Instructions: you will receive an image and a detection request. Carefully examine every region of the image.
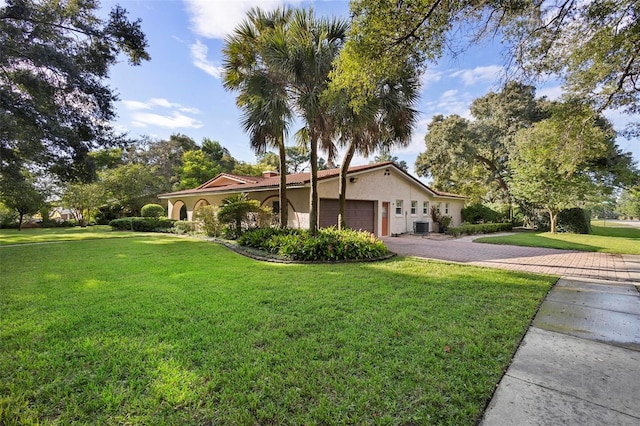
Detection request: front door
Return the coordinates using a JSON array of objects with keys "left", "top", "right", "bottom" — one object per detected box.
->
[{"left": 382, "top": 202, "right": 389, "bottom": 236}]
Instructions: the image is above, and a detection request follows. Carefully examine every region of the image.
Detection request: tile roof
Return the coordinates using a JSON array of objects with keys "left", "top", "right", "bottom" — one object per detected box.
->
[{"left": 158, "top": 162, "right": 467, "bottom": 199}]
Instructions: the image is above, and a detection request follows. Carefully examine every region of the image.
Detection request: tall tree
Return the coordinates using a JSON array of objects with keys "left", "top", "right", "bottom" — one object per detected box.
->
[
  {"left": 330, "top": 66, "right": 419, "bottom": 229},
  {"left": 266, "top": 9, "right": 348, "bottom": 234},
  {"left": 0, "top": 168, "right": 45, "bottom": 230},
  {"left": 131, "top": 134, "right": 198, "bottom": 189},
  {"left": 100, "top": 164, "right": 165, "bottom": 216},
  {"left": 415, "top": 82, "right": 548, "bottom": 203},
  {"left": 223, "top": 7, "right": 292, "bottom": 228},
  {"left": 285, "top": 146, "right": 310, "bottom": 173},
  {"left": 61, "top": 182, "right": 105, "bottom": 227},
  {"left": 0, "top": 0, "right": 149, "bottom": 182},
  {"left": 510, "top": 103, "right": 615, "bottom": 233}
]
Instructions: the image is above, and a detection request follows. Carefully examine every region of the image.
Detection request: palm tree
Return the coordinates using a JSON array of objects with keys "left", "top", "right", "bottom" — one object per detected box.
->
[
  {"left": 265, "top": 9, "right": 348, "bottom": 235},
  {"left": 332, "top": 66, "right": 420, "bottom": 229},
  {"left": 223, "top": 8, "right": 292, "bottom": 227}
]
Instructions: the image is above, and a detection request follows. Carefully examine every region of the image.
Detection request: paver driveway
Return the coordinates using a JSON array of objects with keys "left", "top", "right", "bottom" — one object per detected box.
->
[{"left": 382, "top": 235, "right": 637, "bottom": 281}]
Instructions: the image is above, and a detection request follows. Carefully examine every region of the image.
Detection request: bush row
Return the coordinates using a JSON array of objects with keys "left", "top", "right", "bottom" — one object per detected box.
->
[
  {"left": 238, "top": 227, "right": 389, "bottom": 261},
  {"left": 109, "top": 217, "right": 175, "bottom": 232},
  {"left": 446, "top": 222, "right": 513, "bottom": 237}
]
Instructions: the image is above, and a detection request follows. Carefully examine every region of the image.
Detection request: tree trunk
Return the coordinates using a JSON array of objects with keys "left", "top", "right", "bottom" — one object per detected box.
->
[
  {"left": 309, "top": 131, "right": 319, "bottom": 236},
  {"left": 548, "top": 208, "right": 558, "bottom": 234},
  {"left": 18, "top": 212, "right": 24, "bottom": 231},
  {"left": 338, "top": 143, "right": 356, "bottom": 230},
  {"left": 278, "top": 134, "right": 288, "bottom": 228}
]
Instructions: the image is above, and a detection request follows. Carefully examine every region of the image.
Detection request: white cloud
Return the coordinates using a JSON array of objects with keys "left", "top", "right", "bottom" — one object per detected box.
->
[
  {"left": 122, "top": 100, "right": 153, "bottom": 111},
  {"left": 536, "top": 85, "right": 563, "bottom": 101},
  {"left": 422, "top": 89, "right": 473, "bottom": 118},
  {"left": 120, "top": 98, "right": 203, "bottom": 130},
  {"left": 450, "top": 65, "right": 503, "bottom": 86},
  {"left": 123, "top": 98, "right": 201, "bottom": 114},
  {"left": 131, "top": 111, "right": 204, "bottom": 129},
  {"left": 421, "top": 69, "right": 443, "bottom": 88},
  {"left": 190, "top": 40, "right": 224, "bottom": 78},
  {"left": 184, "top": 0, "right": 303, "bottom": 39}
]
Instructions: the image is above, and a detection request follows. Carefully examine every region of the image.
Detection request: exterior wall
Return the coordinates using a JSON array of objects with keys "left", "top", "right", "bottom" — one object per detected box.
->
[
  {"left": 317, "top": 167, "right": 465, "bottom": 236},
  {"left": 166, "top": 188, "right": 311, "bottom": 228}
]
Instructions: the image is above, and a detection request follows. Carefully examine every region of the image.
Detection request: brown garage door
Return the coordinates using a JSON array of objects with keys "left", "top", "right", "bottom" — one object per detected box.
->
[{"left": 319, "top": 199, "right": 375, "bottom": 233}]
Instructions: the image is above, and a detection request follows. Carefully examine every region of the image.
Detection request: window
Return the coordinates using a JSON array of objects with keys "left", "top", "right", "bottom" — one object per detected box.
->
[
  {"left": 410, "top": 200, "right": 417, "bottom": 215},
  {"left": 445, "top": 203, "right": 450, "bottom": 214},
  {"left": 437, "top": 202, "right": 441, "bottom": 213},
  {"left": 395, "top": 200, "right": 403, "bottom": 215},
  {"left": 423, "top": 201, "right": 429, "bottom": 216},
  {"left": 272, "top": 201, "right": 280, "bottom": 214}
]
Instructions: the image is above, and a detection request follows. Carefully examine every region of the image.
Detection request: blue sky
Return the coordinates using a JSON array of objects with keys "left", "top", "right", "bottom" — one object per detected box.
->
[{"left": 101, "top": 0, "right": 639, "bottom": 172}]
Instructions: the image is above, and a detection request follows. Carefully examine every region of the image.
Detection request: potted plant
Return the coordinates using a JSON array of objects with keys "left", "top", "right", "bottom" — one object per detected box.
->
[{"left": 430, "top": 206, "right": 441, "bottom": 233}]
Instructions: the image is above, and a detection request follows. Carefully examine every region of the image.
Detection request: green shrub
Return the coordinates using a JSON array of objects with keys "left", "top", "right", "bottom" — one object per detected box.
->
[
  {"left": 238, "top": 227, "right": 389, "bottom": 261},
  {"left": 172, "top": 220, "right": 198, "bottom": 235},
  {"left": 557, "top": 208, "right": 591, "bottom": 234},
  {"left": 141, "top": 204, "right": 165, "bottom": 218},
  {"left": 461, "top": 203, "right": 502, "bottom": 224},
  {"left": 193, "top": 205, "right": 221, "bottom": 237},
  {"left": 109, "top": 217, "right": 175, "bottom": 232},
  {"left": 218, "top": 193, "right": 271, "bottom": 239},
  {"left": 447, "top": 222, "right": 513, "bottom": 237}
]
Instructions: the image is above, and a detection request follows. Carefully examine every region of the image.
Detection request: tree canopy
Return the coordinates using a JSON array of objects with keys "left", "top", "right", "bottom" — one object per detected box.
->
[
  {"left": 333, "top": 0, "right": 640, "bottom": 129},
  {"left": 509, "top": 103, "right": 620, "bottom": 232},
  {"left": 0, "top": 0, "right": 150, "bottom": 182},
  {"left": 415, "top": 82, "right": 549, "bottom": 202}
]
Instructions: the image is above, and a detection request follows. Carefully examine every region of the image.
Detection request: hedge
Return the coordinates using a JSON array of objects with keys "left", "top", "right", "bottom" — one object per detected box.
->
[
  {"left": 446, "top": 222, "right": 513, "bottom": 237},
  {"left": 109, "top": 217, "right": 175, "bottom": 232}
]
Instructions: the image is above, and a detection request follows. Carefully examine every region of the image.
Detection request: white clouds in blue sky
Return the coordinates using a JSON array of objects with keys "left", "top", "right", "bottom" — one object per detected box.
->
[
  {"left": 190, "top": 40, "right": 224, "bottom": 78},
  {"left": 184, "top": 0, "right": 303, "bottom": 39},
  {"left": 121, "top": 98, "right": 203, "bottom": 129}
]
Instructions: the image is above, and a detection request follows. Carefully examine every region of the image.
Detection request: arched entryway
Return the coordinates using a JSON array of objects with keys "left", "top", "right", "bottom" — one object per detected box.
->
[
  {"left": 171, "top": 200, "right": 187, "bottom": 220},
  {"left": 194, "top": 199, "right": 210, "bottom": 212}
]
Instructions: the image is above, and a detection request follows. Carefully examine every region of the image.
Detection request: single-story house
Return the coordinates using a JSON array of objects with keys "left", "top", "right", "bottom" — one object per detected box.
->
[{"left": 158, "top": 162, "right": 467, "bottom": 236}]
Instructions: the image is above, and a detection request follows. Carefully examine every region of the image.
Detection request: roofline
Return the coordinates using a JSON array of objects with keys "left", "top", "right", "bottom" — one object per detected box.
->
[{"left": 158, "top": 162, "right": 467, "bottom": 200}]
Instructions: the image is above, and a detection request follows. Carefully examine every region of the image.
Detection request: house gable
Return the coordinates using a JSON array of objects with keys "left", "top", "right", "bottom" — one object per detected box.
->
[{"left": 197, "top": 173, "right": 263, "bottom": 189}]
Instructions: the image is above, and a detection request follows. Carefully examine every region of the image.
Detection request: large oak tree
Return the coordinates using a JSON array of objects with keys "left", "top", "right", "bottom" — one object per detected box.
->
[{"left": 1, "top": 0, "right": 149, "bottom": 182}]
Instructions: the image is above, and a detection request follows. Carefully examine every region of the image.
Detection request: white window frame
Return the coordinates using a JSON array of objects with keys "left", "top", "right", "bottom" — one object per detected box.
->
[
  {"left": 423, "top": 201, "right": 429, "bottom": 216},
  {"left": 395, "top": 200, "right": 403, "bottom": 216},
  {"left": 445, "top": 203, "right": 450, "bottom": 215},
  {"left": 437, "top": 202, "right": 441, "bottom": 214},
  {"left": 410, "top": 200, "right": 417, "bottom": 216}
]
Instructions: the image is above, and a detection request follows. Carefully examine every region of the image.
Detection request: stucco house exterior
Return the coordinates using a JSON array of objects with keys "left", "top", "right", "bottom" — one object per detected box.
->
[{"left": 158, "top": 162, "right": 466, "bottom": 236}]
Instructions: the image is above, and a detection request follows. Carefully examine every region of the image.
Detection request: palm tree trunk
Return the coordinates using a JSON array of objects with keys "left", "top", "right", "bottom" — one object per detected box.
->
[
  {"left": 278, "top": 134, "right": 288, "bottom": 228},
  {"left": 309, "top": 131, "right": 319, "bottom": 235},
  {"left": 338, "top": 142, "right": 356, "bottom": 230}
]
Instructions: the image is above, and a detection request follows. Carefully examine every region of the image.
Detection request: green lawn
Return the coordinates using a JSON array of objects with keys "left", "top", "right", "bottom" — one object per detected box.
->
[
  {"left": 475, "top": 223, "right": 640, "bottom": 255},
  {"left": 0, "top": 229, "right": 555, "bottom": 425},
  {"left": 0, "top": 225, "right": 142, "bottom": 246}
]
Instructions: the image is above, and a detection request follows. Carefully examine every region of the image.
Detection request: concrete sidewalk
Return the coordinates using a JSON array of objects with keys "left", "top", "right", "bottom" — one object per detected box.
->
[{"left": 481, "top": 277, "right": 640, "bottom": 425}]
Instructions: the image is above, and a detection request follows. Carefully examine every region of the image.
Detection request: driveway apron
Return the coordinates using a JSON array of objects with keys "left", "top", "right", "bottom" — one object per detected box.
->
[{"left": 382, "top": 235, "right": 640, "bottom": 425}]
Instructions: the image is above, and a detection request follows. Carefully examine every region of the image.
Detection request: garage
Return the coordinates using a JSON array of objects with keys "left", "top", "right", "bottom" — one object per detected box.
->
[{"left": 319, "top": 199, "right": 375, "bottom": 234}]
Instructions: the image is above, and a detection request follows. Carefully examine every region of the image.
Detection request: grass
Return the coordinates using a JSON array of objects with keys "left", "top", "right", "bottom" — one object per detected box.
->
[
  {"left": 0, "top": 225, "right": 142, "bottom": 246},
  {"left": 475, "top": 223, "right": 640, "bottom": 255},
  {"left": 0, "top": 228, "right": 555, "bottom": 425}
]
